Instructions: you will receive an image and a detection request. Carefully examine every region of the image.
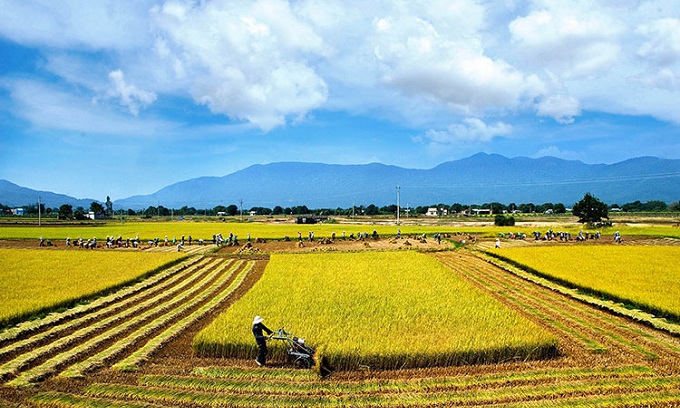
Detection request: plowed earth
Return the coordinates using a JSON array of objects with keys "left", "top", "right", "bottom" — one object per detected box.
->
[{"left": 0, "top": 237, "right": 679, "bottom": 407}]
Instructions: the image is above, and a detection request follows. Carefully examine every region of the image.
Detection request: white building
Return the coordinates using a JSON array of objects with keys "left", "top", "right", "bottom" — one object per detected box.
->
[{"left": 425, "top": 207, "right": 448, "bottom": 217}]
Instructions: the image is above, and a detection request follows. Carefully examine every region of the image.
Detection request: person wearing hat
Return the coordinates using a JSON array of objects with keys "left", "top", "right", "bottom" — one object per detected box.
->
[{"left": 252, "top": 316, "right": 273, "bottom": 366}]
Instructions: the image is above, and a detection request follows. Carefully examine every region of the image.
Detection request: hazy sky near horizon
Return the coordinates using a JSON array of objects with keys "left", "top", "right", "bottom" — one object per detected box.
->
[{"left": 1, "top": 0, "right": 679, "bottom": 200}]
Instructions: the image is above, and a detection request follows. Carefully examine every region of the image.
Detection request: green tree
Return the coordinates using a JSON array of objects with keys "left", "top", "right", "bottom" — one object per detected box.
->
[
  {"left": 494, "top": 215, "right": 515, "bottom": 226},
  {"left": 249, "top": 206, "right": 272, "bottom": 215},
  {"left": 144, "top": 206, "right": 157, "bottom": 218},
  {"left": 226, "top": 204, "right": 239, "bottom": 216},
  {"left": 58, "top": 204, "right": 73, "bottom": 220},
  {"left": 486, "top": 202, "right": 505, "bottom": 214},
  {"left": 90, "top": 202, "right": 105, "bottom": 215},
  {"left": 450, "top": 203, "right": 464, "bottom": 213},
  {"left": 74, "top": 206, "right": 87, "bottom": 220},
  {"left": 622, "top": 200, "right": 642, "bottom": 212},
  {"left": 518, "top": 203, "right": 535, "bottom": 213},
  {"left": 291, "top": 205, "right": 310, "bottom": 215},
  {"left": 381, "top": 204, "right": 398, "bottom": 215},
  {"left": 572, "top": 193, "right": 609, "bottom": 224},
  {"left": 365, "top": 204, "right": 379, "bottom": 215},
  {"left": 641, "top": 200, "right": 667, "bottom": 212}
]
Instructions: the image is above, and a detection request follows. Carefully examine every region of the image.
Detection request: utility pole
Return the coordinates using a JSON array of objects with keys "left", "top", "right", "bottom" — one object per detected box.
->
[
  {"left": 239, "top": 199, "right": 243, "bottom": 222},
  {"left": 396, "top": 186, "right": 400, "bottom": 225},
  {"left": 38, "top": 196, "right": 41, "bottom": 227}
]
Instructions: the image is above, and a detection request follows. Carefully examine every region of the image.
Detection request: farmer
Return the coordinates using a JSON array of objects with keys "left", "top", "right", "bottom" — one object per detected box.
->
[{"left": 252, "top": 316, "right": 273, "bottom": 366}]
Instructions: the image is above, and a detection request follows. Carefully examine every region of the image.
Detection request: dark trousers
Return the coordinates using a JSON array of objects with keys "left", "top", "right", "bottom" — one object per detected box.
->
[{"left": 256, "top": 340, "right": 268, "bottom": 365}]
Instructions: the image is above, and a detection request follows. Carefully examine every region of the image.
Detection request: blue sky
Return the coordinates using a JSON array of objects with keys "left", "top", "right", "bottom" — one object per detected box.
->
[{"left": 1, "top": 0, "right": 679, "bottom": 200}]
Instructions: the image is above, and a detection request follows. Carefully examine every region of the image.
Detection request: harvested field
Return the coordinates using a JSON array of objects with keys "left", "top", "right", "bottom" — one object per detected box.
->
[{"left": 0, "top": 236, "right": 679, "bottom": 407}]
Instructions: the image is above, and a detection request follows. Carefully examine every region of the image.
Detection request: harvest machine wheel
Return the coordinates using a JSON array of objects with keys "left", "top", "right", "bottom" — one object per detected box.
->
[{"left": 294, "top": 356, "right": 313, "bottom": 369}]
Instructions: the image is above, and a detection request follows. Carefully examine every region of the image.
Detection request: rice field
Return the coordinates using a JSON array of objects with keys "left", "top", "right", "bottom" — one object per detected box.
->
[
  {"left": 10, "top": 249, "right": 680, "bottom": 407},
  {"left": 0, "top": 222, "right": 679, "bottom": 407},
  {"left": 492, "top": 246, "right": 680, "bottom": 320},
  {"left": 0, "top": 249, "right": 183, "bottom": 326},
  {"left": 1, "top": 220, "right": 679, "bottom": 242},
  {"left": 194, "top": 251, "right": 557, "bottom": 370},
  {"left": 0, "top": 256, "right": 256, "bottom": 387},
  {"left": 0, "top": 222, "right": 448, "bottom": 241}
]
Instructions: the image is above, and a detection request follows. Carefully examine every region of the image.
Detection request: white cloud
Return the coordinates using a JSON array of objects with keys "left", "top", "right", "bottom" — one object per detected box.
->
[
  {"left": 632, "top": 18, "right": 680, "bottom": 92},
  {"left": 371, "top": 2, "right": 543, "bottom": 115},
  {"left": 3, "top": 78, "right": 172, "bottom": 136},
  {"left": 533, "top": 145, "right": 582, "bottom": 161},
  {"left": 0, "top": 0, "right": 153, "bottom": 50},
  {"left": 634, "top": 68, "right": 680, "bottom": 92},
  {"left": 419, "top": 117, "right": 512, "bottom": 145},
  {"left": 509, "top": 3, "right": 623, "bottom": 78},
  {"left": 150, "top": 0, "right": 329, "bottom": 131},
  {"left": 3, "top": 0, "right": 680, "bottom": 136},
  {"left": 636, "top": 18, "right": 680, "bottom": 66},
  {"left": 536, "top": 94, "right": 581, "bottom": 124},
  {"left": 104, "top": 70, "right": 157, "bottom": 116}
]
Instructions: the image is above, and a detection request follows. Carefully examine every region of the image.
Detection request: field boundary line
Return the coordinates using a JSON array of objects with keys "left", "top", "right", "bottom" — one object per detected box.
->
[{"left": 479, "top": 251, "right": 680, "bottom": 337}]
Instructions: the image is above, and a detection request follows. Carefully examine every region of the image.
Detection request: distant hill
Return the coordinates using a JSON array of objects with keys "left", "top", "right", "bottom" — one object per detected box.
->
[
  {"left": 0, "top": 180, "right": 98, "bottom": 209},
  {"left": 113, "top": 154, "right": 680, "bottom": 209},
  {"left": 2, "top": 154, "right": 679, "bottom": 210}
]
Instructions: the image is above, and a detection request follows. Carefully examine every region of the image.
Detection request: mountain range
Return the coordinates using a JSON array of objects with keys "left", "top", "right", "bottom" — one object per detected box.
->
[{"left": 2, "top": 154, "right": 679, "bottom": 210}]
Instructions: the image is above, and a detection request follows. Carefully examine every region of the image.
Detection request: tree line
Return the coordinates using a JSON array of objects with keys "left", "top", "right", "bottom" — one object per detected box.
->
[{"left": 2, "top": 197, "right": 679, "bottom": 220}]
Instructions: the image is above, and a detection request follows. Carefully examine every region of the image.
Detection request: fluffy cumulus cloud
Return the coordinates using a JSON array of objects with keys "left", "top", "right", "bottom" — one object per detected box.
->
[
  {"left": 371, "top": 1, "right": 543, "bottom": 115},
  {"left": 634, "top": 18, "right": 680, "bottom": 91},
  {"left": 536, "top": 94, "right": 581, "bottom": 124},
  {"left": 3, "top": 0, "right": 680, "bottom": 135},
  {"left": 636, "top": 18, "right": 680, "bottom": 65},
  {"left": 149, "top": 0, "right": 330, "bottom": 131},
  {"left": 508, "top": 1, "right": 624, "bottom": 79}
]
